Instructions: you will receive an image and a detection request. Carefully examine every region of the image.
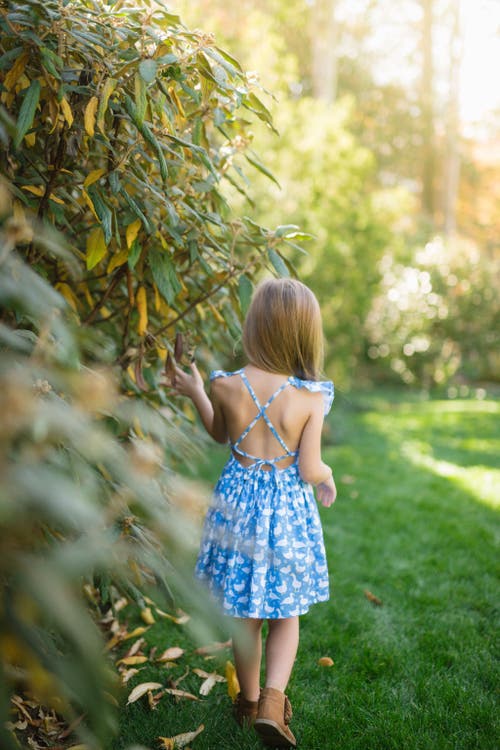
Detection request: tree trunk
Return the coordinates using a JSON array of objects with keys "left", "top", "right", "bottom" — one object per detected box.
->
[
  {"left": 421, "top": 0, "right": 435, "bottom": 223},
  {"left": 443, "top": 0, "right": 462, "bottom": 237},
  {"left": 310, "top": 0, "right": 338, "bottom": 104}
]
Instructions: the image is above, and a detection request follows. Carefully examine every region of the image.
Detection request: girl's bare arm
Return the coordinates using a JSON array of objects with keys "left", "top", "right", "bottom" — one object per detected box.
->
[
  {"left": 297, "top": 395, "right": 337, "bottom": 506},
  {"left": 166, "top": 362, "right": 227, "bottom": 443}
]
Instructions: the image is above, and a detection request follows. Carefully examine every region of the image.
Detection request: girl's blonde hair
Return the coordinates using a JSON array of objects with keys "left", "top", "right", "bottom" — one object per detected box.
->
[{"left": 242, "top": 278, "right": 324, "bottom": 380}]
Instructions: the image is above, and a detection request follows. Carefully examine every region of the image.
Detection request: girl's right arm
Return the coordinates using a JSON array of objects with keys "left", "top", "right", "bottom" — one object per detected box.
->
[
  {"left": 165, "top": 362, "right": 228, "bottom": 443},
  {"left": 298, "top": 395, "right": 337, "bottom": 507}
]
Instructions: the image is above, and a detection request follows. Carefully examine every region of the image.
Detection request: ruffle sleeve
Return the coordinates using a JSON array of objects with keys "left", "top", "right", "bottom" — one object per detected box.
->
[
  {"left": 289, "top": 376, "right": 334, "bottom": 415},
  {"left": 209, "top": 369, "right": 240, "bottom": 381}
]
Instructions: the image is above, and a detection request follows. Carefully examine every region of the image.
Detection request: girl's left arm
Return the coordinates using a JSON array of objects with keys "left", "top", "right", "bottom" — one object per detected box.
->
[{"left": 165, "top": 362, "right": 228, "bottom": 443}]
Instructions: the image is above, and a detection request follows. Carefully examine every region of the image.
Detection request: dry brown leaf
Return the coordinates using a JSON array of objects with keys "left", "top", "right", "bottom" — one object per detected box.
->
[
  {"left": 124, "top": 637, "right": 145, "bottom": 658},
  {"left": 127, "top": 682, "right": 163, "bottom": 704},
  {"left": 163, "top": 688, "right": 199, "bottom": 701},
  {"left": 158, "top": 723, "right": 204, "bottom": 749},
  {"left": 225, "top": 661, "right": 240, "bottom": 701},
  {"left": 5, "top": 719, "right": 28, "bottom": 730},
  {"left": 169, "top": 668, "right": 190, "bottom": 689},
  {"left": 364, "top": 589, "right": 383, "bottom": 606},
  {"left": 318, "top": 656, "right": 334, "bottom": 667},
  {"left": 194, "top": 639, "right": 231, "bottom": 655},
  {"left": 157, "top": 646, "right": 185, "bottom": 662},
  {"left": 117, "top": 655, "right": 148, "bottom": 666},
  {"left": 120, "top": 667, "right": 141, "bottom": 684},
  {"left": 113, "top": 597, "right": 128, "bottom": 612},
  {"left": 192, "top": 668, "right": 225, "bottom": 680}
]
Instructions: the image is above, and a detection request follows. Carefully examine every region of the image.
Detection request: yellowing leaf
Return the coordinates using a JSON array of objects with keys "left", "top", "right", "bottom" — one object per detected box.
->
[
  {"left": 4, "top": 52, "right": 29, "bottom": 91},
  {"left": 116, "top": 655, "right": 148, "bottom": 666},
  {"left": 157, "top": 646, "right": 184, "bottom": 662},
  {"left": 24, "top": 131, "right": 36, "bottom": 147},
  {"left": 140, "top": 607, "right": 155, "bottom": 625},
  {"left": 136, "top": 285, "right": 148, "bottom": 336},
  {"left": 225, "top": 660, "right": 239, "bottom": 701},
  {"left": 84, "top": 168, "right": 106, "bottom": 188},
  {"left": 126, "top": 218, "right": 141, "bottom": 249},
  {"left": 84, "top": 95, "right": 98, "bottom": 137},
  {"left": 107, "top": 247, "right": 129, "bottom": 273},
  {"left": 86, "top": 226, "right": 107, "bottom": 270},
  {"left": 97, "top": 77, "right": 118, "bottom": 133},
  {"left": 55, "top": 282, "right": 79, "bottom": 312},
  {"left": 127, "top": 682, "right": 163, "bottom": 704},
  {"left": 123, "top": 626, "right": 148, "bottom": 641},
  {"left": 318, "top": 656, "right": 334, "bottom": 667},
  {"left": 60, "top": 96, "right": 73, "bottom": 127},
  {"left": 82, "top": 188, "right": 99, "bottom": 221},
  {"left": 158, "top": 724, "right": 204, "bottom": 749},
  {"left": 22, "top": 185, "right": 45, "bottom": 197},
  {"left": 155, "top": 608, "right": 190, "bottom": 625}
]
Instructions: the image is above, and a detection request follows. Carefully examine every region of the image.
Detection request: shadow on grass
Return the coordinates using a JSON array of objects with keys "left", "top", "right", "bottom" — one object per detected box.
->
[{"left": 113, "top": 393, "right": 499, "bottom": 750}]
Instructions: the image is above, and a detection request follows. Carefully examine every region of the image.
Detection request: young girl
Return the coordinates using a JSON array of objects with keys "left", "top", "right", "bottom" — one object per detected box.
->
[{"left": 168, "top": 278, "right": 336, "bottom": 748}]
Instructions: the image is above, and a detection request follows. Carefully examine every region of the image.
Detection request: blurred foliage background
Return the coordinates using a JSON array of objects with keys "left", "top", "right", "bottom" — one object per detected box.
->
[
  {"left": 176, "top": 0, "right": 499, "bottom": 387},
  {"left": 0, "top": 0, "right": 498, "bottom": 748}
]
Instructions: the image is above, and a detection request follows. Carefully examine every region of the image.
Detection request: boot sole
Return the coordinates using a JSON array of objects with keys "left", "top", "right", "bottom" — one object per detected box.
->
[{"left": 254, "top": 718, "right": 297, "bottom": 748}]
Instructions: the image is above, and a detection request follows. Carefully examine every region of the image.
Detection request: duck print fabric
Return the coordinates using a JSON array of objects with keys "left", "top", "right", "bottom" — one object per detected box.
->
[{"left": 194, "top": 370, "right": 334, "bottom": 619}]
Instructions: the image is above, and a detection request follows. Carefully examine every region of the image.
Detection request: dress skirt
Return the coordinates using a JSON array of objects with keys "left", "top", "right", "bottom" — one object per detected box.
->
[{"left": 195, "top": 455, "right": 330, "bottom": 619}]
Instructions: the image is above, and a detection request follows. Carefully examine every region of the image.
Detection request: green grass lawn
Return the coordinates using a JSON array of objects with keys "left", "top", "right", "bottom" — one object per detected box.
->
[{"left": 113, "top": 390, "right": 499, "bottom": 750}]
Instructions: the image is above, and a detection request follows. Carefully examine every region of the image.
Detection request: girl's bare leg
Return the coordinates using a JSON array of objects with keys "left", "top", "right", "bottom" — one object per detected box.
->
[
  {"left": 232, "top": 617, "right": 264, "bottom": 702},
  {"left": 264, "top": 616, "right": 299, "bottom": 691}
]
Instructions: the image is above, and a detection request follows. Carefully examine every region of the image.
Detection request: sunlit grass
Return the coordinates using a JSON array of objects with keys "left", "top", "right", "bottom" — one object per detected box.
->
[{"left": 114, "top": 391, "right": 499, "bottom": 750}]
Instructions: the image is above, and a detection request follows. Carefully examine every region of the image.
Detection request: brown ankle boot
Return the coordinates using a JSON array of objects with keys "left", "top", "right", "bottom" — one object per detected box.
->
[
  {"left": 254, "top": 687, "right": 296, "bottom": 748},
  {"left": 233, "top": 692, "right": 259, "bottom": 728}
]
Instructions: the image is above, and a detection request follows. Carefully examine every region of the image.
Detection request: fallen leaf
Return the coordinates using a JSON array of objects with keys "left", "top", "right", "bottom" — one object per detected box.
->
[
  {"left": 364, "top": 589, "right": 383, "bottom": 606},
  {"left": 141, "top": 607, "right": 155, "bottom": 625},
  {"left": 124, "top": 637, "right": 145, "bottom": 658},
  {"left": 157, "top": 646, "right": 185, "bottom": 662},
  {"left": 148, "top": 689, "right": 164, "bottom": 710},
  {"left": 194, "top": 639, "right": 231, "bottom": 655},
  {"left": 123, "top": 626, "right": 148, "bottom": 640},
  {"left": 155, "top": 608, "right": 190, "bottom": 625},
  {"left": 120, "top": 668, "right": 140, "bottom": 684},
  {"left": 114, "top": 597, "right": 129, "bottom": 611},
  {"left": 192, "top": 668, "right": 225, "bottom": 696},
  {"left": 158, "top": 723, "right": 204, "bottom": 749},
  {"left": 225, "top": 661, "right": 240, "bottom": 701},
  {"left": 127, "top": 682, "right": 163, "bottom": 704},
  {"left": 163, "top": 688, "right": 199, "bottom": 701},
  {"left": 117, "top": 655, "right": 148, "bottom": 666},
  {"left": 340, "top": 474, "right": 356, "bottom": 484},
  {"left": 199, "top": 674, "right": 221, "bottom": 696},
  {"left": 170, "top": 668, "right": 190, "bottom": 689},
  {"left": 318, "top": 656, "right": 334, "bottom": 667}
]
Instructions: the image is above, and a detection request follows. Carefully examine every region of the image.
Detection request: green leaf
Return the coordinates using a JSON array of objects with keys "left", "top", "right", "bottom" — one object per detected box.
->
[
  {"left": 244, "top": 153, "right": 281, "bottom": 188},
  {"left": 87, "top": 186, "right": 113, "bottom": 244},
  {"left": 14, "top": 79, "right": 40, "bottom": 148},
  {"left": 139, "top": 58, "right": 157, "bottom": 83},
  {"left": 128, "top": 238, "right": 142, "bottom": 270},
  {"left": 268, "top": 248, "right": 289, "bottom": 277},
  {"left": 275, "top": 224, "right": 300, "bottom": 238},
  {"left": 238, "top": 274, "right": 253, "bottom": 315},
  {"left": 134, "top": 72, "right": 147, "bottom": 126},
  {"left": 149, "top": 249, "right": 181, "bottom": 305}
]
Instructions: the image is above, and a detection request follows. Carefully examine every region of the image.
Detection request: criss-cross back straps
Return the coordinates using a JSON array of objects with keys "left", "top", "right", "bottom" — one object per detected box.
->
[{"left": 231, "top": 372, "right": 296, "bottom": 465}]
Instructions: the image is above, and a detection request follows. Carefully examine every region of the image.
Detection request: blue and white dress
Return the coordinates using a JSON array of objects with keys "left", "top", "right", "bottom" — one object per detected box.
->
[{"left": 195, "top": 369, "right": 334, "bottom": 619}]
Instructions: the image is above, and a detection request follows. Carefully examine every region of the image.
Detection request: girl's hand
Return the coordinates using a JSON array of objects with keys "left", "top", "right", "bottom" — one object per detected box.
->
[
  {"left": 163, "top": 361, "right": 205, "bottom": 400},
  {"left": 316, "top": 474, "right": 337, "bottom": 508}
]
